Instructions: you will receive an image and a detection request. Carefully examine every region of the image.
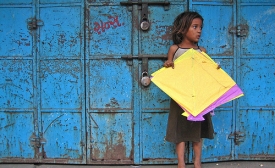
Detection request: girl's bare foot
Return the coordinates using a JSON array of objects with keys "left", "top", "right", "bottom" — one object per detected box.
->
[
  {"left": 194, "top": 161, "right": 201, "bottom": 168},
  {"left": 177, "top": 162, "right": 186, "bottom": 168}
]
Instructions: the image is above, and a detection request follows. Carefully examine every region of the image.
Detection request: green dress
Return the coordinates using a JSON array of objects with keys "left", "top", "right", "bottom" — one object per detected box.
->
[{"left": 165, "top": 47, "right": 214, "bottom": 143}]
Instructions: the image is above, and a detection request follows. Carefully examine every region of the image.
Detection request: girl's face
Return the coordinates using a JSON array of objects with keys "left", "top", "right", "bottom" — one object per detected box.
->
[{"left": 185, "top": 18, "right": 203, "bottom": 43}]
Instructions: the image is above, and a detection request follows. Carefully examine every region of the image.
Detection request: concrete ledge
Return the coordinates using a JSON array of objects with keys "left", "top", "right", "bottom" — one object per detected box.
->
[{"left": 0, "top": 161, "right": 275, "bottom": 168}]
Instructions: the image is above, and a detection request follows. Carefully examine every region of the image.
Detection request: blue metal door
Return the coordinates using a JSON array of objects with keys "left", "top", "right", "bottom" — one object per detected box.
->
[
  {"left": 38, "top": 0, "right": 85, "bottom": 163},
  {"left": 0, "top": 0, "right": 86, "bottom": 163},
  {"left": 236, "top": 0, "right": 275, "bottom": 159},
  {"left": 86, "top": 1, "right": 134, "bottom": 164},
  {"left": 135, "top": 0, "right": 275, "bottom": 164},
  {"left": 137, "top": 1, "right": 186, "bottom": 164},
  {"left": 190, "top": 0, "right": 237, "bottom": 162},
  {"left": 0, "top": 0, "right": 38, "bottom": 162},
  {"left": 190, "top": 0, "right": 275, "bottom": 162}
]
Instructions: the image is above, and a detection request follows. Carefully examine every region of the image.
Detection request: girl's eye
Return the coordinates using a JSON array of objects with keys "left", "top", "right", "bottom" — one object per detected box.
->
[{"left": 193, "top": 26, "right": 203, "bottom": 30}]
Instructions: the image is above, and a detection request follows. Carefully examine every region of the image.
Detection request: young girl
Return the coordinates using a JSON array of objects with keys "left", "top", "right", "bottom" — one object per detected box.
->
[{"left": 164, "top": 11, "right": 214, "bottom": 168}]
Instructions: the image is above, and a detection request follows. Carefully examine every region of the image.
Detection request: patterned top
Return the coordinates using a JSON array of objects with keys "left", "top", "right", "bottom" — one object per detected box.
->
[{"left": 173, "top": 47, "right": 202, "bottom": 61}]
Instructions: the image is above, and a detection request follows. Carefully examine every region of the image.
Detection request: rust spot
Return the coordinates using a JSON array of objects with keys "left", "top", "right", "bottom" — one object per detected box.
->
[
  {"left": 104, "top": 133, "right": 127, "bottom": 160},
  {"left": 161, "top": 25, "right": 172, "bottom": 41},
  {"left": 105, "top": 97, "right": 120, "bottom": 108},
  {"left": 91, "top": 132, "right": 128, "bottom": 161}
]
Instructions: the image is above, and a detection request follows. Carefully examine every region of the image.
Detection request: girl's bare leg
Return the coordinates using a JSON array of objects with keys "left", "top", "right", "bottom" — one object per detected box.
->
[
  {"left": 176, "top": 142, "right": 186, "bottom": 168},
  {"left": 193, "top": 139, "right": 202, "bottom": 168}
]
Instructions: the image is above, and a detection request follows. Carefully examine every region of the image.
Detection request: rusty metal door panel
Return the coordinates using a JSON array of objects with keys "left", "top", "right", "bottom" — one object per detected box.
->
[
  {"left": 0, "top": 60, "right": 34, "bottom": 108},
  {"left": 86, "top": 3, "right": 134, "bottom": 164},
  {"left": 141, "top": 113, "right": 176, "bottom": 162},
  {"left": 39, "top": 60, "right": 84, "bottom": 162},
  {"left": 39, "top": 6, "right": 82, "bottom": 58},
  {"left": 0, "top": 2, "right": 37, "bottom": 162},
  {"left": 237, "top": 109, "right": 275, "bottom": 159},
  {"left": 0, "top": 112, "right": 35, "bottom": 159},
  {"left": 89, "top": 113, "right": 133, "bottom": 163},
  {"left": 190, "top": 1, "right": 236, "bottom": 162},
  {"left": 240, "top": 4, "right": 275, "bottom": 55},
  {"left": 0, "top": 6, "right": 32, "bottom": 56},
  {"left": 38, "top": 1, "right": 85, "bottom": 163},
  {"left": 138, "top": 2, "right": 186, "bottom": 164},
  {"left": 236, "top": 1, "right": 275, "bottom": 159},
  {"left": 41, "top": 113, "right": 83, "bottom": 159}
]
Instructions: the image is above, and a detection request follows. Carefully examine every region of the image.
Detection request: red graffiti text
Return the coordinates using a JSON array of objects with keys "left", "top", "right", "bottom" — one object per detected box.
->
[{"left": 94, "top": 16, "right": 123, "bottom": 34}]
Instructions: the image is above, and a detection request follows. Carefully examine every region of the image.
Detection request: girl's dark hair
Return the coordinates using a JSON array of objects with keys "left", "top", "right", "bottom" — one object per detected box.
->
[{"left": 172, "top": 11, "right": 204, "bottom": 44}]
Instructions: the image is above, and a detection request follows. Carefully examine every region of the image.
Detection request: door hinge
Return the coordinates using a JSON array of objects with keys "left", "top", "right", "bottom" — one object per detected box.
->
[
  {"left": 229, "top": 24, "right": 249, "bottom": 37},
  {"left": 27, "top": 18, "right": 44, "bottom": 30},
  {"left": 228, "top": 131, "right": 245, "bottom": 145}
]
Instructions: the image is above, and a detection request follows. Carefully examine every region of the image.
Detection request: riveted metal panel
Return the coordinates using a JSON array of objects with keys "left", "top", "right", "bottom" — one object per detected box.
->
[
  {"left": 0, "top": 112, "right": 35, "bottom": 159},
  {"left": 0, "top": 60, "right": 34, "bottom": 108},
  {"left": 240, "top": 4, "right": 275, "bottom": 55},
  {"left": 141, "top": 113, "right": 176, "bottom": 163},
  {"left": 237, "top": 109, "right": 275, "bottom": 159},
  {"left": 39, "top": 6, "right": 82, "bottom": 57},
  {"left": 88, "top": 6, "right": 131, "bottom": 56},
  {"left": 0, "top": 7, "right": 32, "bottom": 56},
  {"left": 41, "top": 112, "right": 83, "bottom": 160},
  {"left": 89, "top": 113, "right": 133, "bottom": 163}
]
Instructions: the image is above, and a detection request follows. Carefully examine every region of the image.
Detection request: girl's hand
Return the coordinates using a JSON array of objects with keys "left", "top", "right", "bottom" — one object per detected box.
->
[{"left": 163, "top": 60, "right": 174, "bottom": 68}]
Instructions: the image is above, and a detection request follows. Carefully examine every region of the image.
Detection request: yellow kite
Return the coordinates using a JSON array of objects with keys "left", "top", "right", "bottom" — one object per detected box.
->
[{"left": 151, "top": 49, "right": 243, "bottom": 119}]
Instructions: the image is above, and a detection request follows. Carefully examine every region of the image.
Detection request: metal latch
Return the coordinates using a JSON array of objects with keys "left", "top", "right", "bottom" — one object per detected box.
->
[
  {"left": 120, "top": 1, "right": 170, "bottom": 31},
  {"left": 229, "top": 24, "right": 249, "bottom": 37},
  {"left": 121, "top": 54, "right": 166, "bottom": 87},
  {"left": 27, "top": 18, "right": 44, "bottom": 30},
  {"left": 228, "top": 131, "right": 245, "bottom": 145},
  {"left": 30, "top": 132, "right": 47, "bottom": 148},
  {"left": 140, "top": 3, "right": 150, "bottom": 31}
]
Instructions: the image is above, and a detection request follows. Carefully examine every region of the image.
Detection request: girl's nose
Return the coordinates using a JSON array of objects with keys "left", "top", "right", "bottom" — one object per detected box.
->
[{"left": 198, "top": 27, "right": 202, "bottom": 33}]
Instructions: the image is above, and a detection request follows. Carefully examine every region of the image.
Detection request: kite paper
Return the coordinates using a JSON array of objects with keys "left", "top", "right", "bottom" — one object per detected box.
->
[{"left": 151, "top": 49, "right": 244, "bottom": 121}]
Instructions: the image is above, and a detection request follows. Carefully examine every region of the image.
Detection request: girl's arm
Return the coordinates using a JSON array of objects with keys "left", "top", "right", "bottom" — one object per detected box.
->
[{"left": 163, "top": 45, "right": 178, "bottom": 68}]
